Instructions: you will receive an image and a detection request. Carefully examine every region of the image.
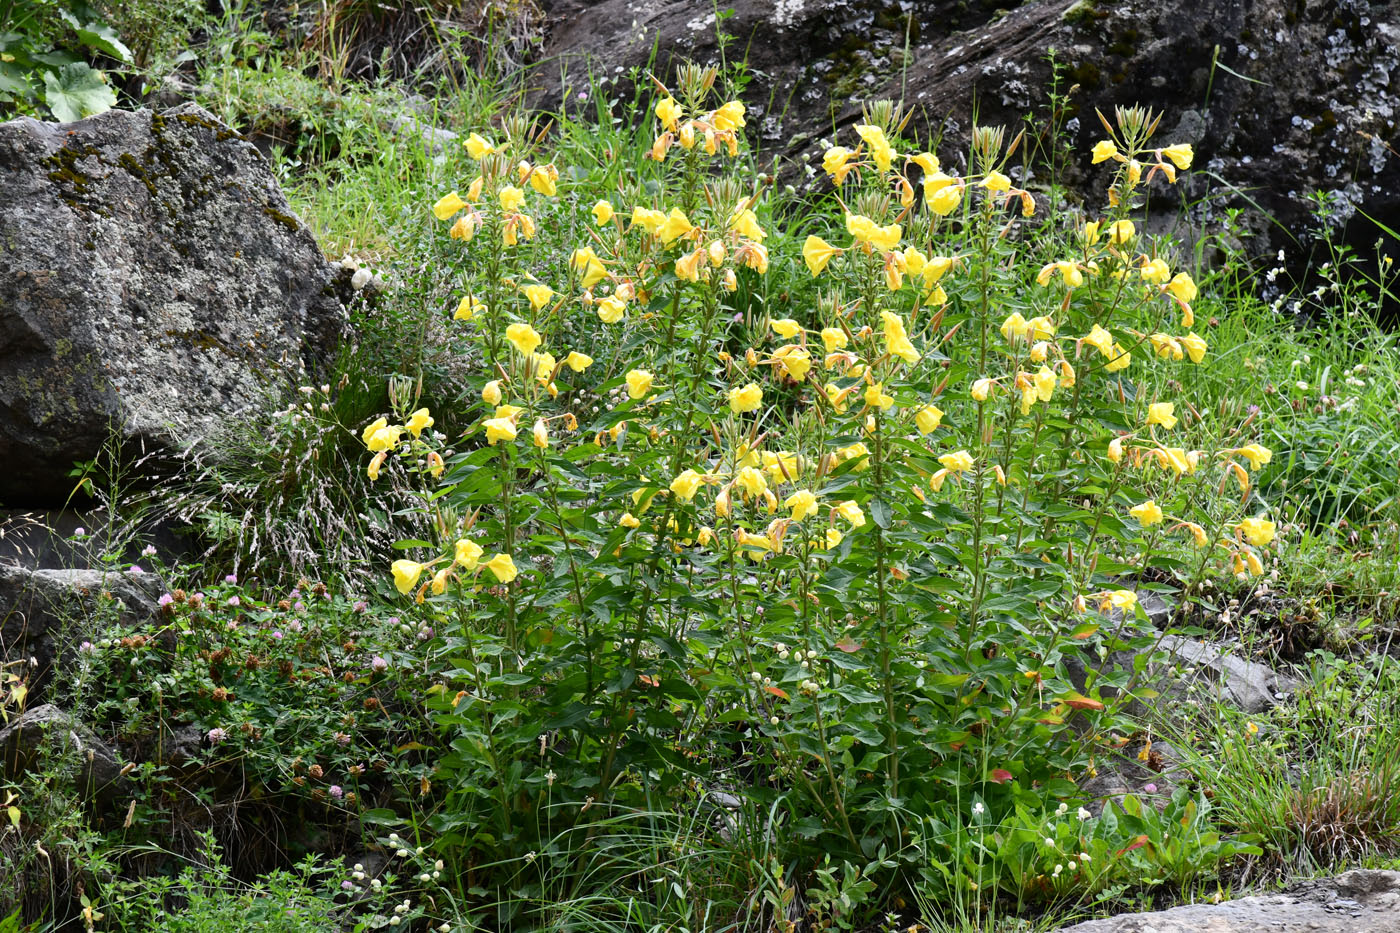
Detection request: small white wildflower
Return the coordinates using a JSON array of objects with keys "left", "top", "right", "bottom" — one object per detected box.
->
[
  {"left": 972, "top": 802, "right": 985, "bottom": 816},
  {"left": 1077, "top": 807, "right": 1092, "bottom": 821}
]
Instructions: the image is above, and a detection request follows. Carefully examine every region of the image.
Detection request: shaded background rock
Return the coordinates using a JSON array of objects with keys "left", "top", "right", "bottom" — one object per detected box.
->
[
  {"left": 0, "top": 704, "right": 127, "bottom": 800},
  {"left": 0, "top": 565, "right": 159, "bottom": 704},
  {"left": 0, "top": 103, "right": 346, "bottom": 508},
  {"left": 532, "top": 0, "right": 1398, "bottom": 288}
]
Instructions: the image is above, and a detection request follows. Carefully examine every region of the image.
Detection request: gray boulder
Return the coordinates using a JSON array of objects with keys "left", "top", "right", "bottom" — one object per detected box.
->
[
  {"left": 0, "top": 564, "right": 158, "bottom": 702},
  {"left": 1155, "top": 633, "right": 1300, "bottom": 714},
  {"left": 1055, "top": 869, "right": 1400, "bottom": 932},
  {"left": 0, "top": 103, "right": 346, "bottom": 506},
  {"left": 0, "top": 704, "right": 125, "bottom": 798}
]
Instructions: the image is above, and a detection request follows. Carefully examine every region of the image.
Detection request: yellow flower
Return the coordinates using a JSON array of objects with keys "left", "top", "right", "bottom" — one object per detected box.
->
[
  {"left": 822, "top": 145, "right": 857, "bottom": 184},
  {"left": 392, "top": 559, "right": 425, "bottom": 595},
  {"left": 520, "top": 284, "right": 552, "bottom": 313},
  {"left": 929, "top": 183, "right": 963, "bottom": 216},
  {"left": 929, "top": 468, "right": 950, "bottom": 491},
  {"left": 432, "top": 191, "right": 466, "bottom": 221},
  {"left": 658, "top": 207, "right": 694, "bottom": 244},
  {"left": 506, "top": 322, "right": 542, "bottom": 355},
  {"left": 869, "top": 223, "right": 902, "bottom": 252},
  {"left": 708, "top": 239, "right": 726, "bottom": 265},
  {"left": 1181, "top": 331, "right": 1208, "bottom": 364},
  {"left": 711, "top": 100, "right": 746, "bottom": 132},
  {"left": 483, "top": 417, "right": 518, "bottom": 445},
  {"left": 824, "top": 527, "right": 843, "bottom": 549},
  {"left": 1091, "top": 140, "right": 1118, "bottom": 163},
  {"left": 1083, "top": 324, "right": 1114, "bottom": 357},
  {"left": 528, "top": 165, "right": 558, "bottom": 196},
  {"left": 455, "top": 296, "right": 485, "bottom": 320},
  {"left": 816, "top": 328, "right": 847, "bottom": 354},
  {"left": 455, "top": 538, "right": 483, "bottom": 569},
  {"left": 655, "top": 96, "right": 682, "bottom": 130},
  {"left": 1243, "top": 550, "right": 1264, "bottom": 576},
  {"left": 556, "top": 350, "right": 591, "bottom": 374},
  {"left": 1034, "top": 365, "right": 1057, "bottom": 402},
  {"left": 1107, "top": 437, "right": 1124, "bottom": 463},
  {"left": 729, "top": 383, "right": 763, "bottom": 414},
  {"left": 1158, "top": 446, "right": 1194, "bottom": 475},
  {"left": 464, "top": 132, "right": 496, "bottom": 159},
  {"left": 1167, "top": 271, "right": 1198, "bottom": 304},
  {"left": 1140, "top": 258, "right": 1171, "bottom": 283},
  {"left": 625, "top": 369, "right": 655, "bottom": 400},
  {"left": 773, "top": 345, "right": 812, "bottom": 381},
  {"left": 367, "top": 450, "right": 386, "bottom": 480},
  {"left": 979, "top": 170, "right": 1011, "bottom": 192},
  {"left": 1130, "top": 500, "right": 1164, "bottom": 526},
  {"left": 939, "top": 450, "right": 974, "bottom": 473},
  {"left": 670, "top": 469, "right": 703, "bottom": 501},
  {"left": 466, "top": 175, "right": 484, "bottom": 201},
  {"left": 736, "top": 241, "right": 769, "bottom": 274},
  {"left": 835, "top": 499, "right": 866, "bottom": 527},
  {"left": 971, "top": 378, "right": 995, "bottom": 401},
  {"left": 485, "top": 553, "right": 518, "bottom": 584},
  {"left": 837, "top": 442, "right": 870, "bottom": 469},
  {"left": 1149, "top": 333, "right": 1184, "bottom": 361},
  {"left": 771, "top": 318, "right": 803, "bottom": 339},
  {"left": 1026, "top": 316, "right": 1056, "bottom": 340},
  {"left": 367, "top": 424, "right": 404, "bottom": 453},
  {"left": 730, "top": 205, "right": 766, "bottom": 240},
  {"left": 596, "top": 295, "right": 627, "bottom": 323},
  {"left": 406, "top": 408, "right": 434, "bottom": 438},
  {"left": 1146, "top": 402, "right": 1178, "bottom": 429},
  {"left": 532, "top": 419, "right": 549, "bottom": 448},
  {"left": 735, "top": 466, "right": 768, "bottom": 497},
  {"left": 1108, "top": 219, "right": 1136, "bottom": 244},
  {"left": 914, "top": 404, "right": 944, "bottom": 434},
  {"left": 499, "top": 185, "right": 525, "bottom": 212},
  {"left": 881, "top": 311, "right": 920, "bottom": 364},
  {"left": 1238, "top": 516, "right": 1276, "bottom": 547},
  {"left": 1082, "top": 220, "right": 1102, "bottom": 245},
  {"left": 863, "top": 382, "right": 894, "bottom": 410},
  {"left": 803, "top": 235, "right": 840, "bottom": 276},
  {"left": 1000, "top": 312, "right": 1030, "bottom": 342},
  {"left": 592, "top": 200, "right": 615, "bottom": 225},
  {"left": 631, "top": 206, "right": 666, "bottom": 235},
  {"left": 855, "top": 124, "right": 896, "bottom": 172},
  {"left": 1185, "top": 522, "right": 1209, "bottom": 547},
  {"left": 675, "top": 248, "right": 705, "bottom": 282},
  {"left": 784, "top": 489, "right": 819, "bottom": 521},
  {"left": 1105, "top": 344, "right": 1132, "bottom": 372},
  {"left": 571, "top": 247, "right": 608, "bottom": 289},
  {"left": 619, "top": 512, "right": 641, "bottom": 529},
  {"left": 361, "top": 417, "right": 387, "bottom": 448},
  {"left": 1234, "top": 443, "right": 1273, "bottom": 470},
  {"left": 1161, "top": 143, "right": 1194, "bottom": 169},
  {"left": 449, "top": 213, "right": 477, "bottom": 241},
  {"left": 1102, "top": 589, "right": 1137, "bottom": 611},
  {"left": 1036, "top": 261, "right": 1084, "bottom": 288}
]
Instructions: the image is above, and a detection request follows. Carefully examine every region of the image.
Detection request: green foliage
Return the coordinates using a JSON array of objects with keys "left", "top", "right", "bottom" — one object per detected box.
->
[
  {"left": 0, "top": 0, "right": 128, "bottom": 119},
  {"left": 1176, "top": 651, "right": 1400, "bottom": 876}
]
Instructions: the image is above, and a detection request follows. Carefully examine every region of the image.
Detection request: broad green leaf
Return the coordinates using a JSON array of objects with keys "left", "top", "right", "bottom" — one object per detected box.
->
[
  {"left": 76, "top": 23, "right": 132, "bottom": 64},
  {"left": 43, "top": 62, "right": 115, "bottom": 122}
]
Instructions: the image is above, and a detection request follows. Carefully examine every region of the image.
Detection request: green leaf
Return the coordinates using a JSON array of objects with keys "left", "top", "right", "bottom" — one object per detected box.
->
[
  {"left": 76, "top": 23, "right": 132, "bottom": 64},
  {"left": 43, "top": 62, "right": 115, "bottom": 122}
]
